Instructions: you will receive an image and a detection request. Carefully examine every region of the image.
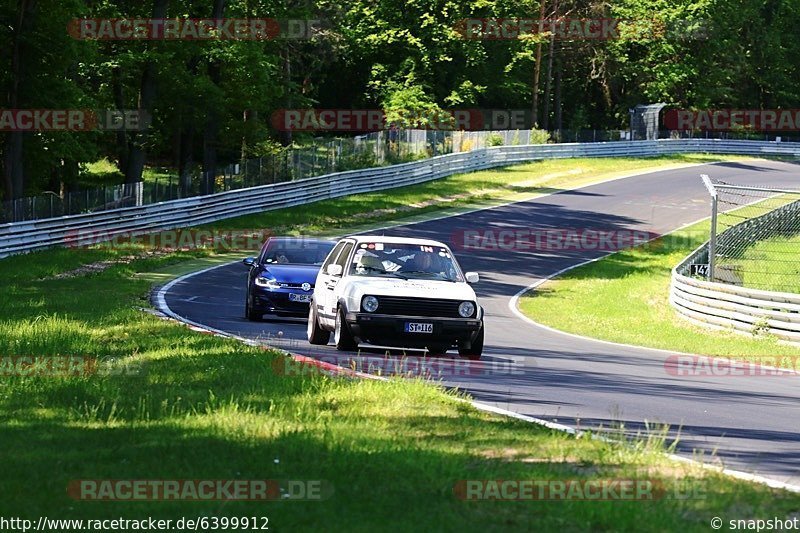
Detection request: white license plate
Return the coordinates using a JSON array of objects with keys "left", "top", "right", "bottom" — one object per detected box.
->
[
  {"left": 289, "top": 293, "right": 312, "bottom": 303},
  {"left": 405, "top": 322, "right": 433, "bottom": 334}
]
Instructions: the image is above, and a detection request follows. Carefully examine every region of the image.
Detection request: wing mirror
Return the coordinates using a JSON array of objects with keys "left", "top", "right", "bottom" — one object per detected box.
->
[
  {"left": 465, "top": 272, "right": 480, "bottom": 284},
  {"left": 326, "top": 264, "right": 343, "bottom": 276},
  {"left": 242, "top": 257, "right": 256, "bottom": 267}
]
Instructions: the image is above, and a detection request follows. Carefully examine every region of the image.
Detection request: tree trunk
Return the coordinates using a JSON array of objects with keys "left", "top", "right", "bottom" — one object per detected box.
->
[
  {"left": 3, "top": 0, "right": 36, "bottom": 201},
  {"left": 241, "top": 109, "right": 257, "bottom": 161},
  {"left": 3, "top": 134, "right": 24, "bottom": 201},
  {"left": 555, "top": 55, "right": 563, "bottom": 141},
  {"left": 123, "top": 0, "right": 169, "bottom": 185},
  {"left": 201, "top": 0, "right": 226, "bottom": 195},
  {"left": 179, "top": 125, "right": 194, "bottom": 197},
  {"left": 531, "top": 0, "right": 547, "bottom": 128},
  {"left": 177, "top": 55, "right": 201, "bottom": 197},
  {"left": 542, "top": 1, "right": 558, "bottom": 132},
  {"left": 112, "top": 66, "right": 129, "bottom": 175},
  {"left": 281, "top": 49, "right": 293, "bottom": 146}
]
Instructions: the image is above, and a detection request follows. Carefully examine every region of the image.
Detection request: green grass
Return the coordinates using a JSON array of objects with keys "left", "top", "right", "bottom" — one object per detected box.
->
[
  {"left": 3, "top": 155, "right": 799, "bottom": 529},
  {"left": 80, "top": 158, "right": 177, "bottom": 187},
  {"left": 519, "top": 220, "right": 800, "bottom": 362},
  {"left": 2, "top": 249, "right": 799, "bottom": 530},
  {"left": 725, "top": 233, "right": 800, "bottom": 293}
]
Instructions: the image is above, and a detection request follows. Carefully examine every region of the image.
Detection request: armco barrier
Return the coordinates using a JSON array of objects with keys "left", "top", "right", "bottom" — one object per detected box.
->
[
  {"left": 2, "top": 138, "right": 800, "bottom": 258},
  {"left": 670, "top": 198, "right": 800, "bottom": 344}
]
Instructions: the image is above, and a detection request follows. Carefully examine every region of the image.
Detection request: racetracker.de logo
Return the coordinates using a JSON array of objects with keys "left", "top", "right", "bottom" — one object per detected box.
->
[
  {"left": 453, "top": 479, "right": 705, "bottom": 501},
  {"left": 450, "top": 228, "right": 656, "bottom": 252},
  {"left": 454, "top": 18, "right": 668, "bottom": 40},
  {"left": 663, "top": 109, "right": 800, "bottom": 131},
  {"left": 68, "top": 18, "right": 324, "bottom": 40},
  {"left": 0, "top": 109, "right": 149, "bottom": 131},
  {"left": 272, "top": 353, "right": 523, "bottom": 379},
  {"left": 270, "top": 109, "right": 533, "bottom": 131},
  {"left": 67, "top": 479, "right": 332, "bottom": 501},
  {"left": 0, "top": 355, "right": 141, "bottom": 377},
  {"left": 63, "top": 229, "right": 273, "bottom": 251},
  {"left": 664, "top": 355, "right": 800, "bottom": 377}
]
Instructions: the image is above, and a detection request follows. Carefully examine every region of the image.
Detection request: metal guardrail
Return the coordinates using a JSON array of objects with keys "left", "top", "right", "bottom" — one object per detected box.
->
[
  {"left": 671, "top": 195, "right": 800, "bottom": 344},
  {"left": 3, "top": 138, "right": 800, "bottom": 258}
]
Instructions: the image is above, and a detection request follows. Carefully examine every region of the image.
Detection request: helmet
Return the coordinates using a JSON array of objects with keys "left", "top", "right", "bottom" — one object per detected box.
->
[{"left": 356, "top": 253, "right": 384, "bottom": 273}]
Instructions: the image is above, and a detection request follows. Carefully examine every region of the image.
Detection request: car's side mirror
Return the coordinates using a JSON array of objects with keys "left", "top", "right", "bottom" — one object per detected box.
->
[
  {"left": 465, "top": 272, "right": 480, "bottom": 284},
  {"left": 326, "top": 264, "right": 343, "bottom": 276},
  {"left": 242, "top": 257, "right": 256, "bottom": 267}
]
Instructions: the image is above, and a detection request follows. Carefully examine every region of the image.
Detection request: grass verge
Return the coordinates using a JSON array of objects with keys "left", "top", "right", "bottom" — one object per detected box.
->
[
  {"left": 518, "top": 220, "right": 800, "bottom": 362},
  {"left": 3, "top": 249, "right": 800, "bottom": 530},
  {"left": 3, "top": 155, "right": 799, "bottom": 529},
  {"left": 726, "top": 233, "right": 800, "bottom": 294}
]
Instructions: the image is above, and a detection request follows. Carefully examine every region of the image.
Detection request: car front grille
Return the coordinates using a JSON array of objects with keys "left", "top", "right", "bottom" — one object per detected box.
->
[
  {"left": 372, "top": 296, "right": 469, "bottom": 318},
  {"left": 279, "top": 282, "right": 313, "bottom": 289}
]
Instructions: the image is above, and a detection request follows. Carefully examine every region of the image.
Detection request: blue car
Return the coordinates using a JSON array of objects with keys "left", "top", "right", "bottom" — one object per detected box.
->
[{"left": 243, "top": 237, "right": 336, "bottom": 320}]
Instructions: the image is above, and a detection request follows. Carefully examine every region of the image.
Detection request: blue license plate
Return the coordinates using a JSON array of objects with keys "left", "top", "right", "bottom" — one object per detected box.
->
[{"left": 404, "top": 322, "right": 433, "bottom": 334}]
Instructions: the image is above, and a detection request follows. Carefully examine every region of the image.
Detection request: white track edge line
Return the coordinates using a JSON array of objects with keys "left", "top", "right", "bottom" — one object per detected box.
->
[{"left": 468, "top": 399, "right": 800, "bottom": 493}]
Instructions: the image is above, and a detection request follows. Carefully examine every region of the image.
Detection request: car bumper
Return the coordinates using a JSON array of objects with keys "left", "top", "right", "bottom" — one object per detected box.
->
[
  {"left": 252, "top": 289, "right": 313, "bottom": 315},
  {"left": 345, "top": 312, "right": 482, "bottom": 347}
]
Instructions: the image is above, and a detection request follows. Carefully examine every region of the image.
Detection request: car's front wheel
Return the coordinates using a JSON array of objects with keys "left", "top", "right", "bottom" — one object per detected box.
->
[
  {"left": 245, "top": 294, "right": 262, "bottom": 321},
  {"left": 307, "top": 302, "right": 330, "bottom": 345},
  {"left": 458, "top": 324, "right": 484, "bottom": 360},
  {"left": 334, "top": 306, "right": 358, "bottom": 351}
]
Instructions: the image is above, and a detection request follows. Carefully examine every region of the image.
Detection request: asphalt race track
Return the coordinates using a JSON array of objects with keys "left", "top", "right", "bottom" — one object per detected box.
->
[{"left": 161, "top": 160, "right": 800, "bottom": 487}]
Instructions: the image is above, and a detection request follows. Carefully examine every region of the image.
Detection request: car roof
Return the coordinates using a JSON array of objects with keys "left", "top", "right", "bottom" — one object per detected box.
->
[
  {"left": 266, "top": 237, "right": 335, "bottom": 244},
  {"left": 345, "top": 235, "right": 450, "bottom": 248}
]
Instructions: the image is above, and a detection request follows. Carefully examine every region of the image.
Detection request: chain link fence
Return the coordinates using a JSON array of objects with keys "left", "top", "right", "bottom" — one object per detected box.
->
[{"left": 704, "top": 176, "right": 800, "bottom": 293}]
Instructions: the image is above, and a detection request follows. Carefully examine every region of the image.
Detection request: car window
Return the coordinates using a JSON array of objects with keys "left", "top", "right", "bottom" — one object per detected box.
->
[
  {"left": 321, "top": 241, "right": 346, "bottom": 271},
  {"left": 349, "top": 242, "right": 462, "bottom": 281},
  {"left": 259, "top": 240, "right": 335, "bottom": 265},
  {"left": 333, "top": 242, "right": 355, "bottom": 276}
]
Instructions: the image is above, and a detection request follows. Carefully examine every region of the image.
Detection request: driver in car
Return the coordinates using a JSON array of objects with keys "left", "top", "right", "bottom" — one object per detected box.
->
[
  {"left": 406, "top": 251, "right": 453, "bottom": 277},
  {"left": 355, "top": 253, "right": 384, "bottom": 274}
]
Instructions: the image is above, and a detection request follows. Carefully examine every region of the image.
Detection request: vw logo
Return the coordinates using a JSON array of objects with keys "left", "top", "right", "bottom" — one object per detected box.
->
[{"left": 301, "top": 283, "right": 311, "bottom": 292}]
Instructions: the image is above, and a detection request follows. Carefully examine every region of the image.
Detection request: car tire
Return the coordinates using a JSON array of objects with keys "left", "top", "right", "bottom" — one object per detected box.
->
[
  {"left": 307, "top": 302, "right": 330, "bottom": 345},
  {"left": 459, "top": 324, "right": 484, "bottom": 360},
  {"left": 245, "top": 295, "right": 262, "bottom": 321},
  {"left": 334, "top": 306, "right": 358, "bottom": 351}
]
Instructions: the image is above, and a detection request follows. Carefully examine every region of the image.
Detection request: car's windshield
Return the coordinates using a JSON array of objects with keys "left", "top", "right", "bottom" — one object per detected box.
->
[
  {"left": 260, "top": 240, "right": 334, "bottom": 265},
  {"left": 349, "top": 242, "right": 462, "bottom": 282}
]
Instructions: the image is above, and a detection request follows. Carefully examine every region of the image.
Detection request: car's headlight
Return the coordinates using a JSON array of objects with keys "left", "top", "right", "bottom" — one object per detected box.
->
[
  {"left": 362, "top": 295, "right": 379, "bottom": 313},
  {"left": 255, "top": 276, "right": 281, "bottom": 289},
  {"left": 458, "top": 301, "right": 476, "bottom": 318}
]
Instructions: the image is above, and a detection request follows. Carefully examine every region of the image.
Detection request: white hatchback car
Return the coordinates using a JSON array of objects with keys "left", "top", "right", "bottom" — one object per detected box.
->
[{"left": 307, "top": 235, "right": 484, "bottom": 359}]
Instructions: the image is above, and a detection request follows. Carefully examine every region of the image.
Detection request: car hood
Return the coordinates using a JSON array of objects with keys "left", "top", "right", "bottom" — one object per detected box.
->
[
  {"left": 260, "top": 264, "right": 321, "bottom": 283},
  {"left": 347, "top": 278, "right": 477, "bottom": 301}
]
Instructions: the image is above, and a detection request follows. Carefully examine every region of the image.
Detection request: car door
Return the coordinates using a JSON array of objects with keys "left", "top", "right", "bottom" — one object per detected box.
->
[
  {"left": 319, "top": 240, "right": 355, "bottom": 325},
  {"left": 315, "top": 240, "right": 347, "bottom": 327}
]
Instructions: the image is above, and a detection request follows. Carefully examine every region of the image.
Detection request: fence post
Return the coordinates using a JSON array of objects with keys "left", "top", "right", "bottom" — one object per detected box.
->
[
  {"left": 312, "top": 139, "right": 317, "bottom": 175},
  {"left": 702, "top": 174, "right": 718, "bottom": 281}
]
